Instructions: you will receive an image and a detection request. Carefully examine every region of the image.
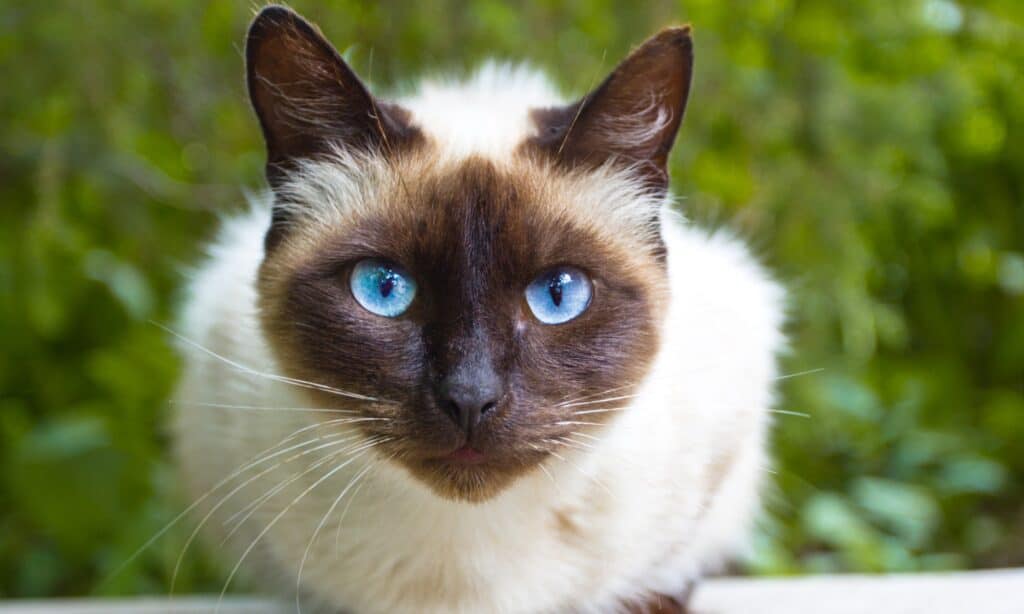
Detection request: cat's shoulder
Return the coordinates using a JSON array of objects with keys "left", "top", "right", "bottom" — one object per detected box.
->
[{"left": 662, "top": 211, "right": 786, "bottom": 343}]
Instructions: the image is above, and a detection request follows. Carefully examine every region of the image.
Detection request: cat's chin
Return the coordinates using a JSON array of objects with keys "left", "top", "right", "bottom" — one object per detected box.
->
[{"left": 401, "top": 453, "right": 536, "bottom": 503}]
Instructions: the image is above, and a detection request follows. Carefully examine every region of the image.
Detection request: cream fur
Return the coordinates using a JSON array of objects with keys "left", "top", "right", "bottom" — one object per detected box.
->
[
  {"left": 403, "top": 62, "right": 563, "bottom": 159},
  {"left": 172, "top": 66, "right": 785, "bottom": 613}
]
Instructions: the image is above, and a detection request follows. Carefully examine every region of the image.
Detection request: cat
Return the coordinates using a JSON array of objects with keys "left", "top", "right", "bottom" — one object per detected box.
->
[{"left": 171, "top": 5, "right": 785, "bottom": 613}]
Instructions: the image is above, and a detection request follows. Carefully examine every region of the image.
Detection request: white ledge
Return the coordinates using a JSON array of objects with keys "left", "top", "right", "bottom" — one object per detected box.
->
[
  {"left": 1, "top": 570, "right": 1022, "bottom": 613},
  {"left": 0, "top": 598, "right": 280, "bottom": 614},
  {"left": 693, "top": 569, "right": 1024, "bottom": 613}
]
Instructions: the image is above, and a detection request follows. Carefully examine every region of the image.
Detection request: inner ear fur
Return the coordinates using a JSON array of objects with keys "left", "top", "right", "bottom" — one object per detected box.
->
[
  {"left": 245, "top": 5, "right": 420, "bottom": 187},
  {"left": 527, "top": 27, "right": 694, "bottom": 191}
]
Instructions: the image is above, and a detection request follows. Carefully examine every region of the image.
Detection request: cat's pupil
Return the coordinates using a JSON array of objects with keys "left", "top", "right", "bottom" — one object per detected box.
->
[
  {"left": 379, "top": 271, "right": 396, "bottom": 298},
  {"left": 548, "top": 276, "right": 563, "bottom": 307}
]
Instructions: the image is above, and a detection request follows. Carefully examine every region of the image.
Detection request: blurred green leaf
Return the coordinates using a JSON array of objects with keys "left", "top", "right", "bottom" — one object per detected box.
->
[{"left": 852, "top": 477, "right": 939, "bottom": 548}]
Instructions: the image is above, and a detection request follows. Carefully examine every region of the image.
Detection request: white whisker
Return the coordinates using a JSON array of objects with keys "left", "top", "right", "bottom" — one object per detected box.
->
[
  {"left": 770, "top": 409, "right": 811, "bottom": 418},
  {"left": 297, "top": 460, "right": 378, "bottom": 613},
  {"left": 168, "top": 400, "right": 364, "bottom": 415},
  {"left": 572, "top": 405, "right": 630, "bottom": 416},
  {"left": 535, "top": 461, "right": 560, "bottom": 494},
  {"left": 153, "top": 321, "right": 395, "bottom": 404},
  {"left": 106, "top": 419, "right": 359, "bottom": 587},
  {"left": 555, "top": 382, "right": 639, "bottom": 407},
  {"left": 335, "top": 455, "right": 389, "bottom": 553},
  {"left": 170, "top": 457, "right": 290, "bottom": 594},
  {"left": 545, "top": 447, "right": 568, "bottom": 463},
  {"left": 554, "top": 420, "right": 604, "bottom": 427},
  {"left": 774, "top": 367, "right": 824, "bottom": 381},
  {"left": 221, "top": 435, "right": 369, "bottom": 532},
  {"left": 560, "top": 435, "right": 598, "bottom": 451},
  {"left": 544, "top": 441, "right": 614, "bottom": 497},
  {"left": 269, "top": 416, "right": 392, "bottom": 454},
  {"left": 552, "top": 366, "right": 822, "bottom": 414},
  {"left": 559, "top": 393, "right": 639, "bottom": 409},
  {"left": 551, "top": 437, "right": 591, "bottom": 455},
  {"left": 170, "top": 429, "right": 379, "bottom": 593},
  {"left": 214, "top": 438, "right": 392, "bottom": 613}
]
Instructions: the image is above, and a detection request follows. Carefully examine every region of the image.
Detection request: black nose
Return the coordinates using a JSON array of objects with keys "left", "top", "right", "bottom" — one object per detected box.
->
[{"left": 437, "top": 364, "right": 502, "bottom": 433}]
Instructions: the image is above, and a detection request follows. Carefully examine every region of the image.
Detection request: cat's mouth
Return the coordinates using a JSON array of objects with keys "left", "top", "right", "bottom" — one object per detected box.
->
[
  {"left": 444, "top": 445, "right": 487, "bottom": 465},
  {"left": 392, "top": 436, "right": 547, "bottom": 502},
  {"left": 427, "top": 442, "right": 494, "bottom": 471}
]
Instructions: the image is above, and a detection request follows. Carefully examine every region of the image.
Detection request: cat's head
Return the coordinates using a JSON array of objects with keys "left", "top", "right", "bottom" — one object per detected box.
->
[{"left": 247, "top": 6, "right": 693, "bottom": 502}]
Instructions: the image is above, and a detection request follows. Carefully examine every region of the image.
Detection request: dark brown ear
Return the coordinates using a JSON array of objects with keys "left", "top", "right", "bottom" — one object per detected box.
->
[
  {"left": 527, "top": 27, "right": 694, "bottom": 191},
  {"left": 246, "top": 6, "right": 419, "bottom": 187}
]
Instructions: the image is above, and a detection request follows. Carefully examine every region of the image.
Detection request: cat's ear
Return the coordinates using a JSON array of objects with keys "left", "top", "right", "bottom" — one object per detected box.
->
[
  {"left": 528, "top": 27, "right": 693, "bottom": 191},
  {"left": 246, "top": 6, "right": 418, "bottom": 187}
]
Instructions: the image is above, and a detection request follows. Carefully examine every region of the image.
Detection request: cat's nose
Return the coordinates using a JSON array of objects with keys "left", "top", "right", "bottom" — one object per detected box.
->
[{"left": 436, "top": 364, "right": 503, "bottom": 434}]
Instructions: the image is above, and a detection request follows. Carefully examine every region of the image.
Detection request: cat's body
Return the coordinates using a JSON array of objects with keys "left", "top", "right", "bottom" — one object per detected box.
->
[{"left": 172, "top": 7, "right": 784, "bottom": 613}]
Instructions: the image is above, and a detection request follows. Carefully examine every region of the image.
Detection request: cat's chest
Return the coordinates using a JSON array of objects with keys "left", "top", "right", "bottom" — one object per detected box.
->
[{"left": 258, "top": 453, "right": 683, "bottom": 613}]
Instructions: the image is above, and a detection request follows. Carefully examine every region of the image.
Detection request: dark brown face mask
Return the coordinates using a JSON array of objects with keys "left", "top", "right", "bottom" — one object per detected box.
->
[{"left": 246, "top": 6, "right": 693, "bottom": 502}]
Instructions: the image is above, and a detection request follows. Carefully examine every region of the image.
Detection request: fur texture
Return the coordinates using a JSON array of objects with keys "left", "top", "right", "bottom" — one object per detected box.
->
[{"left": 172, "top": 7, "right": 785, "bottom": 613}]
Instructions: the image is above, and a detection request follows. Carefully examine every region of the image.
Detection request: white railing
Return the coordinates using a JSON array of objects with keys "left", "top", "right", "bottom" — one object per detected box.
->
[{"left": 1, "top": 569, "right": 1022, "bottom": 613}]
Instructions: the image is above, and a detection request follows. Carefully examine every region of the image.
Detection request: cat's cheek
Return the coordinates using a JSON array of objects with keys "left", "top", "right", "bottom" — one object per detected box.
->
[{"left": 262, "top": 275, "right": 426, "bottom": 404}]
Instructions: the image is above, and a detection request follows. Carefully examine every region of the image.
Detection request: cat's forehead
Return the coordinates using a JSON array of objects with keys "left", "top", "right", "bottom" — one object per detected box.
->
[
  {"left": 400, "top": 64, "right": 565, "bottom": 160},
  {"left": 270, "top": 149, "right": 665, "bottom": 279}
]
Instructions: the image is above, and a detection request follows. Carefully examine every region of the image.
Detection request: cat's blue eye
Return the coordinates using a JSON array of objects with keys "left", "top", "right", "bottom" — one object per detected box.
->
[
  {"left": 350, "top": 258, "right": 417, "bottom": 317},
  {"left": 525, "top": 266, "right": 592, "bottom": 325}
]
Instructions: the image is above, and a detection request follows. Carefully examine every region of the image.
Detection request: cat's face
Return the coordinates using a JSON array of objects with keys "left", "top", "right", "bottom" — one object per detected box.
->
[
  {"left": 247, "top": 7, "right": 692, "bottom": 501},
  {"left": 259, "top": 154, "right": 669, "bottom": 501}
]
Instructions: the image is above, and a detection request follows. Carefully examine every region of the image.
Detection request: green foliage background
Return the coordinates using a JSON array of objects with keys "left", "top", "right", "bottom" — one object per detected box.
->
[{"left": 2, "top": 0, "right": 1022, "bottom": 598}]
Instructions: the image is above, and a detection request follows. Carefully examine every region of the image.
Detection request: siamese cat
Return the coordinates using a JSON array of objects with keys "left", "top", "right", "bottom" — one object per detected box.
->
[{"left": 172, "top": 5, "right": 784, "bottom": 613}]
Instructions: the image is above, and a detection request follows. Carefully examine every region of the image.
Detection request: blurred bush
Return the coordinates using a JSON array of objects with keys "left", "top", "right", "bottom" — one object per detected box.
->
[{"left": 1, "top": 0, "right": 1022, "bottom": 598}]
